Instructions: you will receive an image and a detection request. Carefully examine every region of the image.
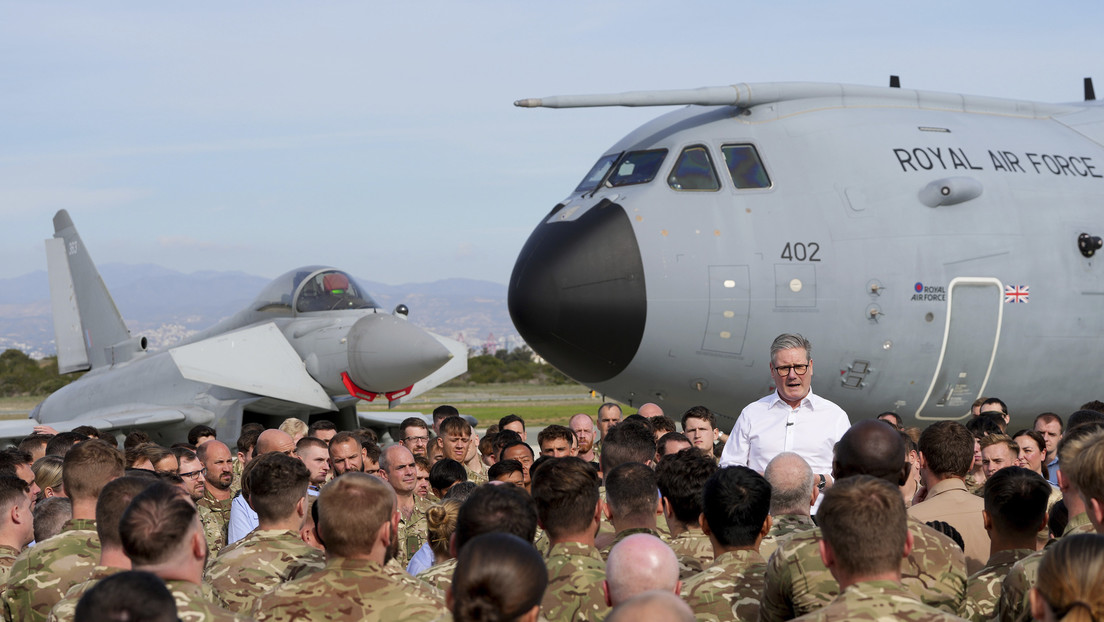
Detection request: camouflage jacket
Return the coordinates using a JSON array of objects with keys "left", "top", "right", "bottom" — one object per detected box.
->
[
  {"left": 198, "top": 488, "right": 234, "bottom": 557},
  {"left": 166, "top": 579, "right": 247, "bottom": 622},
  {"left": 759, "top": 518, "right": 967, "bottom": 622},
  {"left": 760, "top": 514, "right": 816, "bottom": 560},
  {"left": 791, "top": 580, "right": 969, "bottom": 621},
  {"left": 252, "top": 556, "right": 445, "bottom": 622},
  {"left": 417, "top": 556, "right": 457, "bottom": 594},
  {"left": 397, "top": 500, "right": 430, "bottom": 568},
  {"left": 47, "top": 564, "right": 127, "bottom": 622},
  {"left": 2, "top": 518, "right": 100, "bottom": 622},
  {"left": 542, "top": 541, "right": 607, "bottom": 622},
  {"left": 997, "top": 515, "right": 1096, "bottom": 622},
  {"left": 681, "top": 548, "right": 766, "bottom": 621},
  {"left": 666, "top": 526, "right": 714, "bottom": 574},
  {"left": 0, "top": 545, "right": 21, "bottom": 586},
  {"left": 205, "top": 529, "right": 326, "bottom": 614},
  {"left": 962, "top": 549, "right": 1034, "bottom": 622},
  {"left": 464, "top": 466, "right": 488, "bottom": 485}
]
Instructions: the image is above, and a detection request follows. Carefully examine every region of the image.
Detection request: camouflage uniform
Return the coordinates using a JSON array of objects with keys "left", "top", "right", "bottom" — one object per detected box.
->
[
  {"left": 680, "top": 548, "right": 766, "bottom": 621},
  {"left": 417, "top": 557, "right": 457, "bottom": 593},
  {"left": 996, "top": 513, "right": 1095, "bottom": 622},
  {"left": 534, "top": 527, "right": 551, "bottom": 556},
  {"left": 599, "top": 527, "right": 700, "bottom": 577},
  {"left": 204, "top": 529, "right": 326, "bottom": 614},
  {"left": 398, "top": 501, "right": 429, "bottom": 568},
  {"left": 252, "top": 556, "right": 445, "bottom": 622},
  {"left": 164, "top": 579, "right": 245, "bottom": 622},
  {"left": 464, "top": 466, "right": 488, "bottom": 485},
  {"left": 46, "top": 565, "right": 126, "bottom": 622},
  {"left": 0, "top": 545, "right": 21, "bottom": 585},
  {"left": 760, "top": 513, "right": 816, "bottom": 560},
  {"left": 666, "top": 525, "right": 714, "bottom": 571},
  {"left": 2, "top": 518, "right": 100, "bottom": 622},
  {"left": 759, "top": 518, "right": 967, "bottom": 622},
  {"left": 961, "top": 549, "right": 1033, "bottom": 622},
  {"left": 198, "top": 488, "right": 234, "bottom": 557},
  {"left": 541, "top": 541, "right": 607, "bottom": 622},
  {"left": 964, "top": 473, "right": 984, "bottom": 496},
  {"left": 791, "top": 580, "right": 968, "bottom": 621}
]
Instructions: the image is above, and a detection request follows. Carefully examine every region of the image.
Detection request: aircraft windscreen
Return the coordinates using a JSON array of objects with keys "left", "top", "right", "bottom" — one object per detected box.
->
[
  {"left": 295, "top": 270, "right": 379, "bottom": 312},
  {"left": 722, "top": 144, "right": 771, "bottom": 189},
  {"left": 574, "top": 153, "right": 620, "bottom": 193},
  {"left": 607, "top": 149, "right": 668, "bottom": 187}
]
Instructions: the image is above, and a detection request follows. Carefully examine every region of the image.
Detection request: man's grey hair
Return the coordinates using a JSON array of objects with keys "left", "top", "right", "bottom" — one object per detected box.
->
[
  {"left": 770, "top": 333, "right": 812, "bottom": 362},
  {"left": 763, "top": 452, "right": 815, "bottom": 515}
]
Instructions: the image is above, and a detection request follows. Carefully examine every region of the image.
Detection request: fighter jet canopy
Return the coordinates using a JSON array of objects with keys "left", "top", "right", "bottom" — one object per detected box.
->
[{"left": 251, "top": 266, "right": 379, "bottom": 315}]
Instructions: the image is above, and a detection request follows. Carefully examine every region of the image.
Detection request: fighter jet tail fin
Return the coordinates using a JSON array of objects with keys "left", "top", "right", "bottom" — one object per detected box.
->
[{"left": 46, "top": 210, "right": 135, "bottom": 373}]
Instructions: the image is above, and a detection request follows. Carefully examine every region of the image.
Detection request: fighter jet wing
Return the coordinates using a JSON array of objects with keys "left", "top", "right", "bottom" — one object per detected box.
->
[
  {"left": 0, "top": 404, "right": 211, "bottom": 443},
  {"left": 169, "top": 323, "right": 336, "bottom": 411}
]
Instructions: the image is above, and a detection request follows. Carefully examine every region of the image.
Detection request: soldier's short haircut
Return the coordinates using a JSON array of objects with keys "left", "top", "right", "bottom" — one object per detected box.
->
[
  {"left": 1082, "top": 400, "right": 1104, "bottom": 413},
  {"left": 96, "top": 474, "right": 158, "bottom": 548},
  {"left": 400, "top": 417, "right": 428, "bottom": 436},
  {"left": 186, "top": 425, "right": 216, "bottom": 446},
  {"left": 1057, "top": 421, "right": 1104, "bottom": 486},
  {"left": 351, "top": 428, "right": 378, "bottom": 448},
  {"left": 656, "top": 432, "right": 690, "bottom": 457},
  {"left": 307, "top": 419, "right": 337, "bottom": 437},
  {"left": 770, "top": 333, "right": 811, "bottom": 362},
  {"left": 981, "top": 397, "right": 1008, "bottom": 414},
  {"left": 433, "top": 405, "right": 460, "bottom": 426},
  {"left": 0, "top": 448, "right": 32, "bottom": 477},
  {"left": 1068, "top": 428, "right": 1104, "bottom": 505},
  {"left": 296, "top": 436, "right": 328, "bottom": 455},
  {"left": 531, "top": 457, "right": 600, "bottom": 539},
  {"left": 362, "top": 440, "right": 381, "bottom": 463},
  {"left": 328, "top": 432, "right": 362, "bottom": 452},
  {"left": 454, "top": 483, "right": 538, "bottom": 550},
  {"left": 817, "top": 475, "right": 907, "bottom": 577},
  {"left": 979, "top": 433, "right": 1019, "bottom": 456},
  {"left": 126, "top": 443, "right": 173, "bottom": 470},
  {"left": 317, "top": 472, "right": 394, "bottom": 558},
  {"left": 33, "top": 496, "right": 71, "bottom": 542},
  {"left": 493, "top": 431, "right": 522, "bottom": 457},
  {"left": 599, "top": 421, "right": 657, "bottom": 474},
  {"left": 701, "top": 466, "right": 771, "bottom": 548},
  {"left": 488, "top": 459, "right": 523, "bottom": 482},
  {"left": 598, "top": 403, "right": 622, "bottom": 418},
  {"left": 498, "top": 440, "right": 533, "bottom": 463},
  {"left": 983, "top": 466, "right": 1051, "bottom": 537},
  {"left": 605, "top": 462, "right": 659, "bottom": 522},
  {"left": 120, "top": 482, "right": 197, "bottom": 566},
  {"left": 122, "top": 430, "right": 150, "bottom": 451},
  {"left": 1068, "top": 409, "right": 1104, "bottom": 431},
  {"left": 444, "top": 481, "right": 477, "bottom": 502},
  {"left": 965, "top": 415, "right": 1005, "bottom": 439},
  {"left": 681, "top": 406, "right": 716, "bottom": 430},
  {"left": 498, "top": 414, "right": 525, "bottom": 431},
  {"left": 537, "top": 425, "right": 574, "bottom": 449},
  {"left": 70, "top": 425, "right": 101, "bottom": 439},
  {"left": 429, "top": 458, "right": 467, "bottom": 491},
  {"left": 1034, "top": 412, "right": 1063, "bottom": 431},
  {"left": 63, "top": 439, "right": 125, "bottom": 503},
  {"left": 763, "top": 452, "right": 815, "bottom": 515},
  {"left": 439, "top": 416, "right": 472, "bottom": 437},
  {"left": 247, "top": 452, "right": 310, "bottom": 523},
  {"left": 171, "top": 446, "right": 198, "bottom": 464},
  {"left": 452, "top": 533, "right": 548, "bottom": 622},
  {"left": 46, "top": 432, "right": 90, "bottom": 457},
  {"left": 649, "top": 416, "right": 677, "bottom": 436},
  {"left": 17, "top": 434, "right": 51, "bottom": 458},
  {"left": 75, "top": 570, "right": 178, "bottom": 622},
  {"left": 0, "top": 476, "right": 28, "bottom": 513},
  {"left": 918, "top": 421, "right": 974, "bottom": 478}
]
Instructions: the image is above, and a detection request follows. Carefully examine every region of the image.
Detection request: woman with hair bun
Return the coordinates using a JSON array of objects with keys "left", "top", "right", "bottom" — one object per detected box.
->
[{"left": 449, "top": 532, "right": 547, "bottom": 622}]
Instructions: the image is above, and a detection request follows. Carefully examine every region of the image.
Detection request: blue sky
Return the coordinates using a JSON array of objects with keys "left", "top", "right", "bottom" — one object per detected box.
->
[{"left": 2, "top": 2, "right": 1101, "bottom": 285}]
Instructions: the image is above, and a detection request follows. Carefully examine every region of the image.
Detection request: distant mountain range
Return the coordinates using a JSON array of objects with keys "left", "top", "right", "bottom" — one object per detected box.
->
[{"left": 0, "top": 264, "right": 521, "bottom": 358}]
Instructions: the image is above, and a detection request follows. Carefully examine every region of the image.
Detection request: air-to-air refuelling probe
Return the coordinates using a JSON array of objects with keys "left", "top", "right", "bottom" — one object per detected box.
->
[
  {"left": 1, "top": 210, "right": 467, "bottom": 444},
  {"left": 509, "top": 80, "right": 1104, "bottom": 431}
]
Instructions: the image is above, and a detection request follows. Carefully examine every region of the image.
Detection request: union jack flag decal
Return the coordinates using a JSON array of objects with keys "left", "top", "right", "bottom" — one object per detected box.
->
[{"left": 1004, "top": 285, "right": 1029, "bottom": 303}]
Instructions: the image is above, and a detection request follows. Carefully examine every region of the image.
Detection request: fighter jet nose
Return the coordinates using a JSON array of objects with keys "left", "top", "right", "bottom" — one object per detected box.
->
[
  {"left": 508, "top": 200, "right": 646, "bottom": 383},
  {"left": 346, "top": 314, "right": 451, "bottom": 392}
]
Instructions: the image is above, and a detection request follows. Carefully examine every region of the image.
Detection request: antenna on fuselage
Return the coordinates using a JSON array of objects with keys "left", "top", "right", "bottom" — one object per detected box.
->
[
  {"left": 890, "top": 75, "right": 901, "bottom": 88},
  {"left": 1085, "top": 77, "right": 1096, "bottom": 101}
]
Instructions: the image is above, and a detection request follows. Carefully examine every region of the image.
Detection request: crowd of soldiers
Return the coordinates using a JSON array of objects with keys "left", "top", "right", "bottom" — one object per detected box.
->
[{"left": 0, "top": 391, "right": 1101, "bottom": 621}]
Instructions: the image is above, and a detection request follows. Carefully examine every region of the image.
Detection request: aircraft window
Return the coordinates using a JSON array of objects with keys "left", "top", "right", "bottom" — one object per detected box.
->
[
  {"left": 575, "top": 153, "right": 621, "bottom": 193},
  {"left": 607, "top": 149, "right": 668, "bottom": 187},
  {"left": 721, "top": 144, "right": 772, "bottom": 189},
  {"left": 668, "top": 145, "right": 720, "bottom": 191},
  {"left": 295, "top": 270, "right": 379, "bottom": 313}
]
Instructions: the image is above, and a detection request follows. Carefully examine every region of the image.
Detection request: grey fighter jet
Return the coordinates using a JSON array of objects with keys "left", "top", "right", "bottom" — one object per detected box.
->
[
  {"left": 510, "top": 81, "right": 1104, "bottom": 431},
  {"left": 4, "top": 210, "right": 466, "bottom": 443}
]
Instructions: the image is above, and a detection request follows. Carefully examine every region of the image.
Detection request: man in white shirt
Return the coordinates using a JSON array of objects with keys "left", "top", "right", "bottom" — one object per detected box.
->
[{"left": 719, "top": 333, "right": 850, "bottom": 492}]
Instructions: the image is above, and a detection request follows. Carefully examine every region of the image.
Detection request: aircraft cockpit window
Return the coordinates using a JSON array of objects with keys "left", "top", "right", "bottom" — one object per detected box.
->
[
  {"left": 295, "top": 271, "right": 379, "bottom": 313},
  {"left": 721, "top": 144, "right": 772, "bottom": 189},
  {"left": 607, "top": 149, "right": 668, "bottom": 187},
  {"left": 668, "top": 145, "right": 720, "bottom": 191},
  {"left": 575, "top": 153, "right": 621, "bottom": 193}
]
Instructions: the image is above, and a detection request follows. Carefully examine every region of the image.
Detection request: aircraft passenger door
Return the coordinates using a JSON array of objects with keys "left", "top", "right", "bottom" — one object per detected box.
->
[{"left": 915, "top": 277, "right": 1004, "bottom": 420}]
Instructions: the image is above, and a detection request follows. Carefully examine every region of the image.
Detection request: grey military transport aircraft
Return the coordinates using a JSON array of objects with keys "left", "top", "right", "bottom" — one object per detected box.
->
[
  {"left": 1, "top": 210, "right": 467, "bottom": 444},
  {"left": 509, "top": 80, "right": 1104, "bottom": 432}
]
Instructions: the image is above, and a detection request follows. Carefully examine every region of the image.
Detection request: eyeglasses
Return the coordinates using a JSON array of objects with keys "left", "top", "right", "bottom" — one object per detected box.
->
[
  {"left": 403, "top": 436, "right": 429, "bottom": 444},
  {"left": 773, "top": 364, "right": 809, "bottom": 376},
  {"left": 179, "top": 468, "right": 206, "bottom": 480}
]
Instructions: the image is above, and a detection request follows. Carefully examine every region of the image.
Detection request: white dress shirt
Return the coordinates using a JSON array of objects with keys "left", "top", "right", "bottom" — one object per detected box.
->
[
  {"left": 227, "top": 493, "right": 258, "bottom": 545},
  {"left": 719, "top": 390, "right": 851, "bottom": 474}
]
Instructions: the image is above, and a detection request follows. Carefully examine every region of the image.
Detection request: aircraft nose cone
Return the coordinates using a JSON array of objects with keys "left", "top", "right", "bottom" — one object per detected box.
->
[
  {"left": 346, "top": 314, "right": 451, "bottom": 392},
  {"left": 508, "top": 200, "right": 646, "bottom": 383}
]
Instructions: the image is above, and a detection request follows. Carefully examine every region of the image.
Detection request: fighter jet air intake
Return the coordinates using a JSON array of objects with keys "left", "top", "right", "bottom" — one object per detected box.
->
[
  {"left": 509, "top": 80, "right": 1104, "bottom": 431},
  {"left": 2, "top": 210, "right": 467, "bottom": 444}
]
